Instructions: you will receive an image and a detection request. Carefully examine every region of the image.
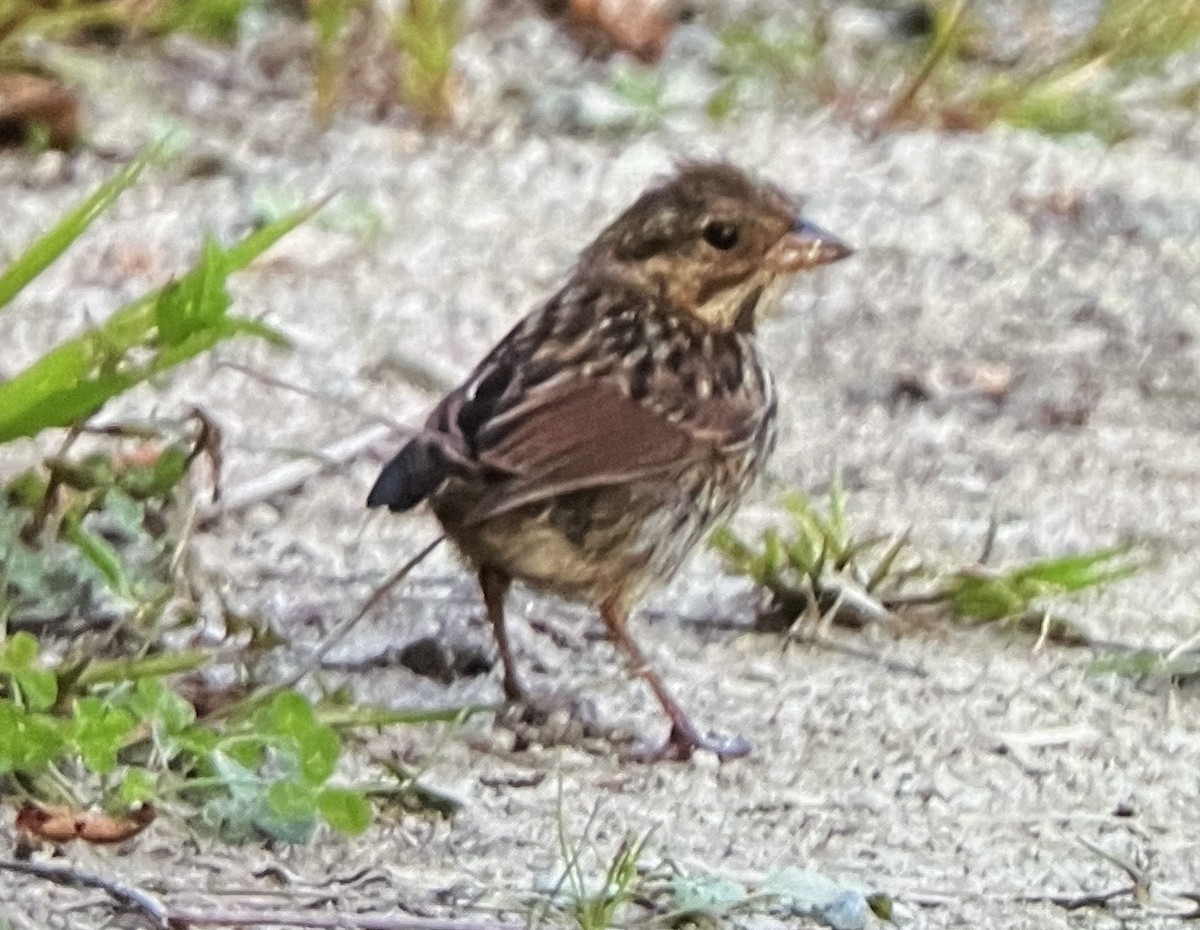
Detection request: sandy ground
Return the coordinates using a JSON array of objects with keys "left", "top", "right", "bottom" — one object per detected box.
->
[{"left": 2, "top": 5, "right": 1200, "bottom": 928}]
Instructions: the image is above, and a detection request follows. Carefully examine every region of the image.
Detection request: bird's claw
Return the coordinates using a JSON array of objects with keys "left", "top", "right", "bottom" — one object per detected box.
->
[
  {"left": 497, "top": 693, "right": 631, "bottom": 751},
  {"left": 622, "top": 723, "right": 752, "bottom": 764}
]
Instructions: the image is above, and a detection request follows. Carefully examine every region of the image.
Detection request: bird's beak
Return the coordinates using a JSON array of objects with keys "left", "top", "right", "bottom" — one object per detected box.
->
[{"left": 766, "top": 218, "right": 854, "bottom": 273}]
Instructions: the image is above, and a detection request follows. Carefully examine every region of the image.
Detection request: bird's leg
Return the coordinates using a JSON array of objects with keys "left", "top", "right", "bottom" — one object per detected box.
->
[
  {"left": 479, "top": 566, "right": 526, "bottom": 702},
  {"left": 600, "top": 599, "right": 751, "bottom": 762},
  {"left": 480, "top": 569, "right": 619, "bottom": 749}
]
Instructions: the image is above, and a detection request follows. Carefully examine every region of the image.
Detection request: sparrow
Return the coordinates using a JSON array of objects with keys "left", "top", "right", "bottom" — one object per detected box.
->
[{"left": 368, "top": 162, "right": 852, "bottom": 761}]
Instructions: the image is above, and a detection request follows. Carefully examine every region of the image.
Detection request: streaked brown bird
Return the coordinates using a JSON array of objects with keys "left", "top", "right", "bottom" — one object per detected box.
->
[{"left": 368, "top": 162, "right": 852, "bottom": 761}]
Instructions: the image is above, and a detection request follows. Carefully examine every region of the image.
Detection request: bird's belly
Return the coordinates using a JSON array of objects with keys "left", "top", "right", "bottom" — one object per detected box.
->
[{"left": 438, "top": 454, "right": 762, "bottom": 607}]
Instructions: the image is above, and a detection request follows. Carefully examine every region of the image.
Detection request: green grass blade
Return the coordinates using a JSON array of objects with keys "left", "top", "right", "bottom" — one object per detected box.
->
[
  {"left": 866, "top": 533, "right": 911, "bottom": 593},
  {"left": 1083, "top": 0, "right": 1200, "bottom": 68},
  {"left": 945, "top": 573, "right": 1027, "bottom": 621},
  {"left": 708, "top": 526, "right": 755, "bottom": 573},
  {"left": 71, "top": 649, "right": 213, "bottom": 688},
  {"left": 156, "top": 236, "right": 232, "bottom": 346},
  {"left": 1007, "top": 546, "right": 1140, "bottom": 590},
  {"left": 1089, "top": 649, "right": 1200, "bottom": 681},
  {"left": 226, "top": 197, "right": 331, "bottom": 271},
  {"left": 827, "top": 472, "right": 848, "bottom": 550},
  {"left": 62, "top": 515, "right": 134, "bottom": 600},
  {"left": 0, "top": 211, "right": 296, "bottom": 443},
  {"left": 946, "top": 547, "right": 1140, "bottom": 622},
  {"left": 0, "top": 149, "right": 152, "bottom": 311},
  {"left": 316, "top": 703, "right": 491, "bottom": 729}
]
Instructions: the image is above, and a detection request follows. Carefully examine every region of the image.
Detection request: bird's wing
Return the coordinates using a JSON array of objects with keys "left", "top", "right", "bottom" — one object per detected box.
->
[
  {"left": 463, "top": 345, "right": 766, "bottom": 522},
  {"left": 466, "top": 376, "right": 715, "bottom": 520},
  {"left": 368, "top": 279, "right": 767, "bottom": 520}
]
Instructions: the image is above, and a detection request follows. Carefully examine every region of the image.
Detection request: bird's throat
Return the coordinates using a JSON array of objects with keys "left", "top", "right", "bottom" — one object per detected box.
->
[{"left": 695, "top": 273, "right": 791, "bottom": 333}]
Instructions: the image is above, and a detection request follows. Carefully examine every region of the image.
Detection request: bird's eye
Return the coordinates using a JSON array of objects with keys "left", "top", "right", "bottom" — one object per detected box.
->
[{"left": 702, "top": 221, "right": 739, "bottom": 251}]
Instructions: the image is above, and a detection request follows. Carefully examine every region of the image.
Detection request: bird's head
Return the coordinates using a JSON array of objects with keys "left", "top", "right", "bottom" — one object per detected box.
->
[{"left": 581, "top": 161, "right": 852, "bottom": 333}]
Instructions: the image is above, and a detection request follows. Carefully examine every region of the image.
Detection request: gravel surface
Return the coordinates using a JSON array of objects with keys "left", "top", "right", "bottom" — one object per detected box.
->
[{"left": 2, "top": 4, "right": 1199, "bottom": 928}]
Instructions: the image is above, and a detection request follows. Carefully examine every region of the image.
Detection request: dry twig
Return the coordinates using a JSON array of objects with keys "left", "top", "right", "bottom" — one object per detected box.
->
[
  {"left": 282, "top": 534, "right": 446, "bottom": 687},
  {"left": 0, "top": 859, "right": 526, "bottom": 930},
  {"left": 0, "top": 858, "right": 169, "bottom": 928},
  {"left": 196, "top": 424, "right": 396, "bottom": 525},
  {"left": 872, "top": 0, "right": 970, "bottom": 134},
  {"left": 167, "top": 910, "right": 522, "bottom": 930}
]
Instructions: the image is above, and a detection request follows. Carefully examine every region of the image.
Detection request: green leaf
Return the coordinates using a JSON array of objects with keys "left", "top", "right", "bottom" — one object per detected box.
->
[
  {"left": 15, "top": 667, "right": 58, "bottom": 713},
  {"left": 62, "top": 515, "right": 134, "bottom": 600},
  {"left": 947, "top": 574, "right": 1027, "bottom": 621},
  {"left": 827, "top": 473, "right": 848, "bottom": 553},
  {"left": 118, "top": 768, "right": 158, "bottom": 804},
  {"left": 152, "top": 0, "right": 249, "bottom": 40},
  {"left": 219, "top": 737, "right": 265, "bottom": 771},
  {"left": 44, "top": 453, "right": 116, "bottom": 492},
  {"left": 999, "top": 83, "right": 1129, "bottom": 143},
  {"left": 0, "top": 701, "right": 65, "bottom": 774},
  {"left": 391, "top": 0, "right": 463, "bottom": 123},
  {"left": 172, "top": 725, "right": 220, "bottom": 758},
  {"left": 119, "top": 446, "right": 191, "bottom": 499},
  {"left": 757, "top": 527, "right": 785, "bottom": 583},
  {"left": 317, "top": 786, "right": 371, "bottom": 835},
  {"left": 296, "top": 724, "right": 340, "bottom": 786},
  {"left": 267, "top": 778, "right": 318, "bottom": 821},
  {"left": 127, "top": 677, "right": 197, "bottom": 734},
  {"left": 1, "top": 633, "right": 58, "bottom": 711},
  {"left": 0, "top": 149, "right": 152, "bottom": 311},
  {"left": 1009, "top": 547, "right": 1140, "bottom": 591},
  {"left": 260, "top": 778, "right": 320, "bottom": 841},
  {"left": 709, "top": 525, "right": 752, "bottom": 569},
  {"left": 257, "top": 690, "right": 316, "bottom": 736},
  {"left": 5, "top": 470, "right": 49, "bottom": 508},
  {"left": 70, "top": 696, "right": 136, "bottom": 775},
  {"left": 254, "top": 690, "right": 341, "bottom": 784},
  {"left": 2, "top": 631, "right": 40, "bottom": 669}
]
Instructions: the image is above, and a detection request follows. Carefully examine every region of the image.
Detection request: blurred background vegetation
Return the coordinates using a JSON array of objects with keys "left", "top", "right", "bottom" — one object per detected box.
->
[{"left": 1, "top": 0, "right": 1199, "bottom": 145}]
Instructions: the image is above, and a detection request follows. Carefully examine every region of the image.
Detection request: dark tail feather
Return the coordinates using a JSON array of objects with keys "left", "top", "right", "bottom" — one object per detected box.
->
[{"left": 367, "top": 440, "right": 448, "bottom": 512}]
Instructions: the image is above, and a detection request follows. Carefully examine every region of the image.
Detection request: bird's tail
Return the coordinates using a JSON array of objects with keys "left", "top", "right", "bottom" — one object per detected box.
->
[{"left": 367, "top": 438, "right": 449, "bottom": 512}]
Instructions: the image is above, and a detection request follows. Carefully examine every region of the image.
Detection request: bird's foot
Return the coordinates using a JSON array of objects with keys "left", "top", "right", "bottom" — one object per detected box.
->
[
  {"left": 623, "top": 722, "right": 752, "bottom": 764},
  {"left": 497, "top": 692, "right": 632, "bottom": 752}
]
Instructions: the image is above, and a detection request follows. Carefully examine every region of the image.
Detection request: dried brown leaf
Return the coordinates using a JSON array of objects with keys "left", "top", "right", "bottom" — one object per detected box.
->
[
  {"left": 0, "top": 70, "right": 80, "bottom": 150},
  {"left": 15, "top": 801, "right": 155, "bottom": 845}
]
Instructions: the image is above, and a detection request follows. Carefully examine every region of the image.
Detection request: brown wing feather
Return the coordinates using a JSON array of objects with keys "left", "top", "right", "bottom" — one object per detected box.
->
[
  {"left": 410, "top": 278, "right": 769, "bottom": 525},
  {"left": 467, "top": 378, "right": 707, "bottom": 522}
]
